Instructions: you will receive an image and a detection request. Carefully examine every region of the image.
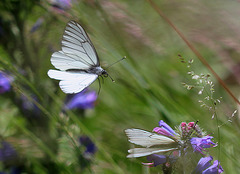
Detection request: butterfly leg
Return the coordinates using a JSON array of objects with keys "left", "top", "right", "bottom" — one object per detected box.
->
[
  {"left": 100, "top": 75, "right": 104, "bottom": 84},
  {"left": 97, "top": 77, "right": 101, "bottom": 95}
]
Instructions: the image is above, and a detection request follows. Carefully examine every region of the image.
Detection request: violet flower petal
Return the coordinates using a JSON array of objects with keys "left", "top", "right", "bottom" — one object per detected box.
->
[
  {"left": 202, "top": 160, "right": 224, "bottom": 174},
  {"left": 190, "top": 136, "right": 215, "bottom": 154},
  {"left": 158, "top": 120, "right": 177, "bottom": 136},
  {"left": 193, "top": 156, "right": 213, "bottom": 174},
  {"left": 79, "top": 136, "right": 97, "bottom": 155},
  {"left": 65, "top": 90, "right": 97, "bottom": 110},
  {"left": 51, "top": 0, "right": 72, "bottom": 10},
  {"left": 153, "top": 127, "right": 173, "bottom": 137},
  {"left": 0, "top": 141, "right": 17, "bottom": 161},
  {"left": 147, "top": 154, "right": 167, "bottom": 167},
  {"left": 0, "top": 72, "right": 12, "bottom": 94}
]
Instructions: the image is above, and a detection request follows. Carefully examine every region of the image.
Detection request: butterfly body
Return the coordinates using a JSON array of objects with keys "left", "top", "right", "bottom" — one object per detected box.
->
[
  {"left": 84, "top": 66, "right": 107, "bottom": 76},
  {"left": 66, "top": 66, "right": 107, "bottom": 76},
  {"left": 48, "top": 20, "right": 108, "bottom": 94}
]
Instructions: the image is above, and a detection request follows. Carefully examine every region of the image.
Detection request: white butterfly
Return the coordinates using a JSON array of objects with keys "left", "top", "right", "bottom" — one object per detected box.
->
[
  {"left": 48, "top": 20, "right": 109, "bottom": 94},
  {"left": 125, "top": 129, "right": 178, "bottom": 158}
]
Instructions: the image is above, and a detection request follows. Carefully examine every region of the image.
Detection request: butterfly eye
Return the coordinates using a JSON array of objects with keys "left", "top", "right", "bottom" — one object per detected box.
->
[{"left": 101, "top": 70, "right": 108, "bottom": 77}]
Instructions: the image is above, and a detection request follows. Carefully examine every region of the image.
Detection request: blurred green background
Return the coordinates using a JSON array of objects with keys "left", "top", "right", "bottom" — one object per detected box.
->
[{"left": 0, "top": 0, "right": 239, "bottom": 173}]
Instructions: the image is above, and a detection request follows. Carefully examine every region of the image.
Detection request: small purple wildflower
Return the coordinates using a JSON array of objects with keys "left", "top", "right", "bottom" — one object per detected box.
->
[
  {"left": 190, "top": 136, "right": 216, "bottom": 154},
  {"left": 30, "top": 18, "right": 44, "bottom": 33},
  {"left": 153, "top": 120, "right": 177, "bottom": 137},
  {"left": 153, "top": 127, "right": 173, "bottom": 137},
  {"left": 65, "top": 90, "right": 97, "bottom": 110},
  {"left": 202, "top": 160, "right": 223, "bottom": 174},
  {"left": 0, "top": 71, "right": 13, "bottom": 94},
  {"left": 193, "top": 156, "right": 223, "bottom": 174},
  {"left": 0, "top": 141, "right": 17, "bottom": 162},
  {"left": 78, "top": 136, "right": 97, "bottom": 169},
  {"left": 145, "top": 154, "right": 167, "bottom": 167},
  {"left": 193, "top": 156, "right": 212, "bottom": 174},
  {"left": 79, "top": 136, "right": 97, "bottom": 155},
  {"left": 0, "top": 167, "right": 22, "bottom": 174},
  {"left": 158, "top": 120, "right": 177, "bottom": 136},
  {"left": 145, "top": 154, "right": 177, "bottom": 167},
  {"left": 21, "top": 95, "right": 40, "bottom": 117},
  {"left": 50, "top": 0, "right": 72, "bottom": 10}
]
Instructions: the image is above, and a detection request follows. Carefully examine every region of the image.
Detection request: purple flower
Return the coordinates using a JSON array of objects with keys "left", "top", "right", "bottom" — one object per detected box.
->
[
  {"left": 79, "top": 136, "right": 97, "bottom": 155},
  {"left": 78, "top": 136, "right": 97, "bottom": 170},
  {"left": 0, "top": 167, "right": 22, "bottom": 174},
  {"left": 193, "top": 156, "right": 212, "bottom": 173},
  {"left": 65, "top": 90, "right": 97, "bottom": 110},
  {"left": 0, "top": 141, "right": 17, "bottom": 162},
  {"left": 190, "top": 136, "right": 216, "bottom": 154},
  {"left": 153, "top": 120, "right": 177, "bottom": 137},
  {"left": 78, "top": 135, "right": 97, "bottom": 169},
  {"left": 193, "top": 156, "right": 223, "bottom": 174},
  {"left": 50, "top": 0, "right": 72, "bottom": 10},
  {"left": 153, "top": 127, "right": 174, "bottom": 137},
  {"left": 145, "top": 154, "right": 177, "bottom": 167},
  {"left": 203, "top": 160, "right": 223, "bottom": 174},
  {"left": 21, "top": 95, "right": 40, "bottom": 117},
  {"left": 146, "top": 154, "right": 167, "bottom": 167},
  {"left": 159, "top": 120, "right": 177, "bottom": 136},
  {"left": 0, "top": 71, "right": 13, "bottom": 94},
  {"left": 30, "top": 18, "right": 44, "bottom": 33}
]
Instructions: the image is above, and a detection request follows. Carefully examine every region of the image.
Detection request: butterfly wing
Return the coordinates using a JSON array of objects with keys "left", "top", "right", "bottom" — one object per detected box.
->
[
  {"left": 50, "top": 51, "right": 93, "bottom": 71},
  {"left": 125, "top": 129, "right": 178, "bottom": 158},
  {"left": 48, "top": 70, "right": 98, "bottom": 94},
  {"left": 127, "top": 147, "right": 177, "bottom": 158},
  {"left": 58, "top": 20, "right": 99, "bottom": 68},
  {"left": 125, "top": 129, "right": 175, "bottom": 147}
]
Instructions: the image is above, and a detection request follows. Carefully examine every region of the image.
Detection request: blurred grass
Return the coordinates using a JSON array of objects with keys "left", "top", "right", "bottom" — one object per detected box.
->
[{"left": 0, "top": 0, "right": 240, "bottom": 173}]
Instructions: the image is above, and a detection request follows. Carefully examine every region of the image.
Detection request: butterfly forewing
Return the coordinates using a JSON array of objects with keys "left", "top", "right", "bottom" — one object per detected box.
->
[
  {"left": 61, "top": 21, "right": 99, "bottom": 66},
  {"left": 51, "top": 51, "right": 91, "bottom": 70},
  {"left": 125, "top": 129, "right": 175, "bottom": 148}
]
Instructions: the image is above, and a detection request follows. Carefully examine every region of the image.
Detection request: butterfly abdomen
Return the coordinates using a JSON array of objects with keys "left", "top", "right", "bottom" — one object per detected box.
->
[
  {"left": 66, "top": 66, "right": 107, "bottom": 76},
  {"left": 87, "top": 66, "right": 107, "bottom": 76}
]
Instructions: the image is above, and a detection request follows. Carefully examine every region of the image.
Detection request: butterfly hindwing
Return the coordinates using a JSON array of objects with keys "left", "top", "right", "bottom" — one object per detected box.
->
[
  {"left": 51, "top": 51, "right": 91, "bottom": 70},
  {"left": 127, "top": 147, "right": 177, "bottom": 158},
  {"left": 48, "top": 70, "right": 98, "bottom": 94}
]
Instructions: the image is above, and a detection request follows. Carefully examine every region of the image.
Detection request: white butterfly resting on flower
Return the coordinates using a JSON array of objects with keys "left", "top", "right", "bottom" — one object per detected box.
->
[{"left": 48, "top": 20, "right": 114, "bottom": 94}]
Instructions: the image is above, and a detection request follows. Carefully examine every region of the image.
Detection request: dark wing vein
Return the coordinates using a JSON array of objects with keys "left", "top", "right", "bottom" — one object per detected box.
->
[
  {"left": 69, "top": 21, "right": 100, "bottom": 66},
  {"left": 61, "top": 42, "right": 92, "bottom": 66},
  {"left": 65, "top": 22, "right": 96, "bottom": 65},
  {"left": 54, "top": 51, "right": 92, "bottom": 67},
  {"left": 62, "top": 31, "right": 92, "bottom": 66}
]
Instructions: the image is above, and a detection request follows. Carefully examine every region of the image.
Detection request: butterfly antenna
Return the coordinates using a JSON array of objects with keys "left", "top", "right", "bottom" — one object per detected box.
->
[
  {"left": 108, "top": 73, "right": 115, "bottom": 83},
  {"left": 106, "top": 56, "right": 126, "bottom": 70}
]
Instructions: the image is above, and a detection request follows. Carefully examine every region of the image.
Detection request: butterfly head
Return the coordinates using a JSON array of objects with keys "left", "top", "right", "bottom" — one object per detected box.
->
[
  {"left": 101, "top": 69, "right": 115, "bottom": 82},
  {"left": 101, "top": 70, "right": 108, "bottom": 77}
]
